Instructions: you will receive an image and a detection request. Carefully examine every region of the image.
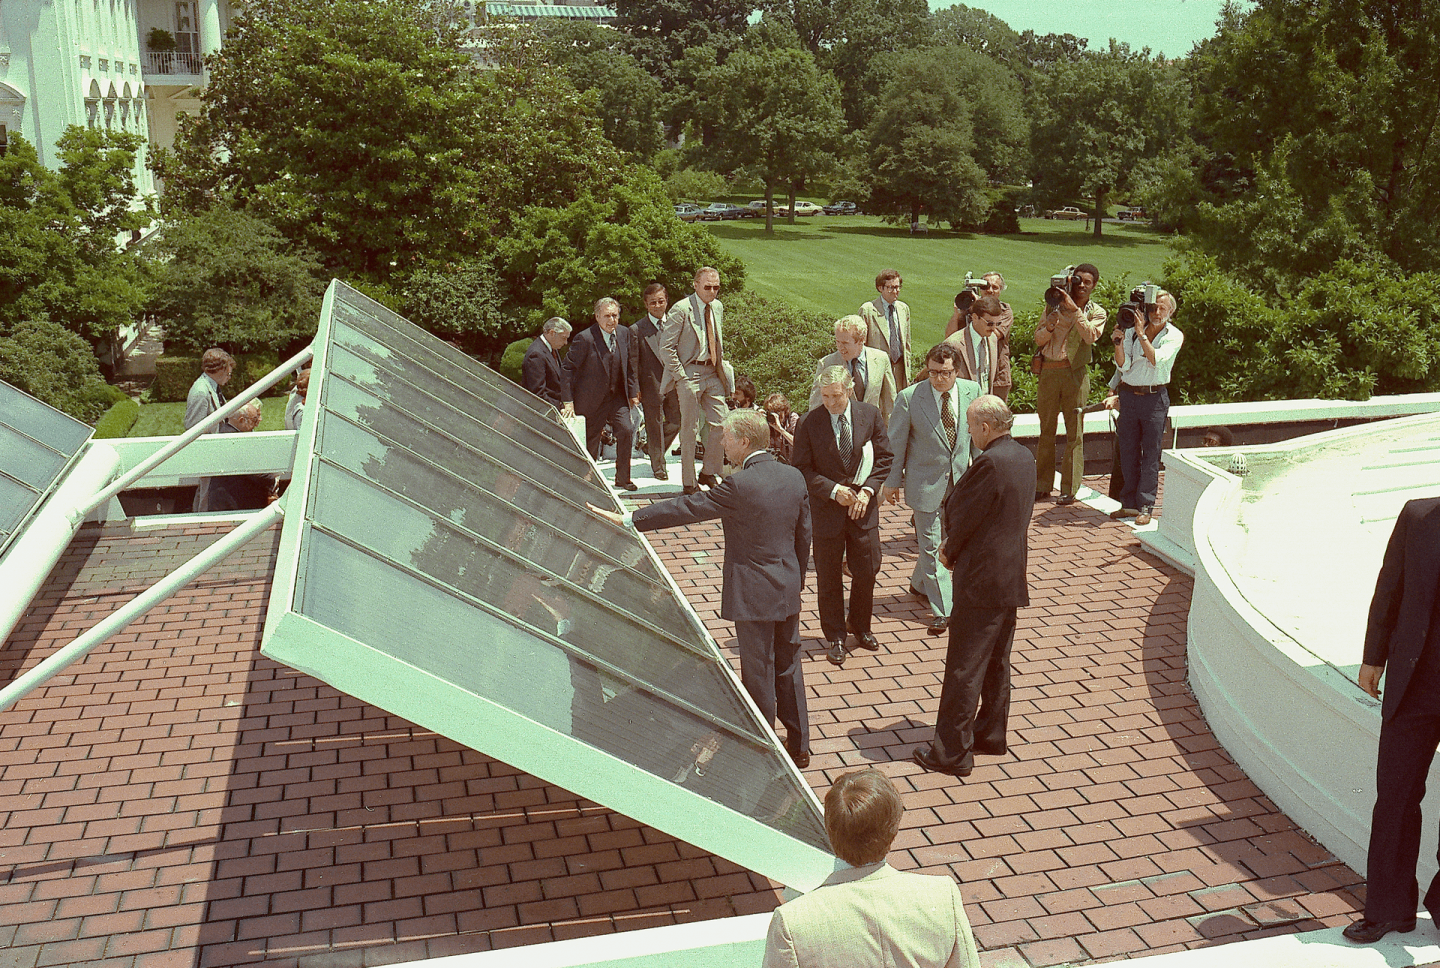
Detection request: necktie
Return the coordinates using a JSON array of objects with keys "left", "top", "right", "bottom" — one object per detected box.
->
[
  {"left": 851, "top": 357, "right": 867, "bottom": 400},
  {"left": 705, "top": 302, "right": 725, "bottom": 384},
  {"left": 977, "top": 335, "right": 990, "bottom": 392},
  {"left": 942, "top": 390, "right": 957, "bottom": 450},
  {"left": 838, "top": 413, "right": 852, "bottom": 466},
  {"left": 887, "top": 303, "right": 901, "bottom": 364}
]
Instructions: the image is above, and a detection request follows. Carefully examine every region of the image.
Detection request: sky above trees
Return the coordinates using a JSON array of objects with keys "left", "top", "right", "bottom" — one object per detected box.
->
[{"left": 935, "top": 0, "right": 1250, "bottom": 58}]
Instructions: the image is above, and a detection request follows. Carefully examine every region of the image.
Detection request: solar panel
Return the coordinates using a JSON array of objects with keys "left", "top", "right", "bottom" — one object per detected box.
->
[
  {"left": 0, "top": 382, "right": 94, "bottom": 557},
  {"left": 263, "top": 281, "right": 834, "bottom": 890}
]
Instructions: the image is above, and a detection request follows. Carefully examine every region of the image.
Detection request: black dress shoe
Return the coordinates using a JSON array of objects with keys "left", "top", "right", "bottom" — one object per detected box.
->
[
  {"left": 615, "top": 480, "right": 638, "bottom": 492},
  {"left": 826, "top": 639, "right": 847, "bottom": 666},
  {"left": 698, "top": 473, "right": 720, "bottom": 487},
  {"left": 1343, "top": 917, "right": 1415, "bottom": 943},
  {"left": 911, "top": 746, "right": 972, "bottom": 778},
  {"left": 653, "top": 468, "right": 668, "bottom": 481},
  {"left": 786, "top": 747, "right": 811, "bottom": 769},
  {"left": 851, "top": 630, "right": 880, "bottom": 651},
  {"left": 1056, "top": 493, "right": 1075, "bottom": 506},
  {"left": 926, "top": 616, "right": 949, "bottom": 636},
  {"left": 683, "top": 484, "right": 701, "bottom": 495}
]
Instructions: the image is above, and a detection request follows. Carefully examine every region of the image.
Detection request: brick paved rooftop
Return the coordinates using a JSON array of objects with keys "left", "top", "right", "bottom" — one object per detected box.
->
[{"left": 0, "top": 474, "right": 1366, "bottom": 967}]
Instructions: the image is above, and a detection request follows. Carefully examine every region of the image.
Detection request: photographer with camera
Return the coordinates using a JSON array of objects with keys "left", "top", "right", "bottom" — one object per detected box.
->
[
  {"left": 944, "top": 273, "right": 1012, "bottom": 401},
  {"left": 1033, "top": 264, "right": 1106, "bottom": 505},
  {"left": 1104, "top": 287, "right": 1182, "bottom": 527}
]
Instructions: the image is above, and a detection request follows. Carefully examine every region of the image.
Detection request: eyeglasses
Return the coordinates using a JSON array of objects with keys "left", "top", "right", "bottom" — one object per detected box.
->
[
  {"left": 882, "top": 284, "right": 902, "bottom": 292},
  {"left": 700, "top": 284, "right": 721, "bottom": 292},
  {"left": 927, "top": 368, "right": 956, "bottom": 377}
]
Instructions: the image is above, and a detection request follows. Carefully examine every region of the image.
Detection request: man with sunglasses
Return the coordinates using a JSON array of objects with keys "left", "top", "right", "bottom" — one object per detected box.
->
[{"left": 661, "top": 267, "right": 732, "bottom": 494}]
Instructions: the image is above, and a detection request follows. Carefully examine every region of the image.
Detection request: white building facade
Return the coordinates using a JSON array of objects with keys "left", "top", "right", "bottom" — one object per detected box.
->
[{"left": 0, "top": 0, "right": 230, "bottom": 196}]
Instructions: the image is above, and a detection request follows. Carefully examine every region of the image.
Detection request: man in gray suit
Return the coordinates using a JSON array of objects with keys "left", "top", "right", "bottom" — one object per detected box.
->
[
  {"left": 808, "top": 315, "right": 897, "bottom": 422},
  {"left": 661, "top": 266, "right": 732, "bottom": 494},
  {"left": 762, "top": 768, "right": 980, "bottom": 968},
  {"left": 183, "top": 348, "right": 235, "bottom": 434},
  {"left": 630, "top": 283, "right": 681, "bottom": 480},
  {"left": 588, "top": 409, "right": 814, "bottom": 768},
  {"left": 882, "top": 344, "right": 982, "bottom": 636}
]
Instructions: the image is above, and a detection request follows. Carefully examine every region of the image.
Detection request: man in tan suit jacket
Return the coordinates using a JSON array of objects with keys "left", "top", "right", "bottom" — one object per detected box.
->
[
  {"left": 859, "top": 268, "right": 912, "bottom": 390},
  {"left": 661, "top": 266, "right": 732, "bottom": 493},
  {"left": 808, "top": 315, "right": 897, "bottom": 421},
  {"left": 762, "top": 769, "right": 980, "bottom": 968},
  {"left": 943, "top": 294, "right": 1011, "bottom": 401}
]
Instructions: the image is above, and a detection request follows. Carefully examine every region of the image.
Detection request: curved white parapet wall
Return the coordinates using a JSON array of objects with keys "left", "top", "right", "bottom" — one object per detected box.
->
[{"left": 1162, "top": 412, "right": 1440, "bottom": 882}]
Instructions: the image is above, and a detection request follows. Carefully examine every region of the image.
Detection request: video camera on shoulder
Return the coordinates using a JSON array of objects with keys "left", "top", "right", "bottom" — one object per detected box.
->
[
  {"left": 1117, "top": 282, "right": 1159, "bottom": 330},
  {"left": 1043, "top": 265, "right": 1081, "bottom": 310},
  {"left": 953, "top": 271, "right": 987, "bottom": 314}
]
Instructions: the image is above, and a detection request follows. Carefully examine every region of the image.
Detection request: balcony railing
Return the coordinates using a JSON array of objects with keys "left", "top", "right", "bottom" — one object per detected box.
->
[{"left": 142, "top": 51, "right": 204, "bottom": 76}]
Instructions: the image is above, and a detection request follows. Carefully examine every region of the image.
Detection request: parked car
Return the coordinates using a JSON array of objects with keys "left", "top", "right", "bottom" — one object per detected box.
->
[
  {"left": 674, "top": 203, "right": 704, "bottom": 222},
  {"left": 775, "top": 200, "right": 824, "bottom": 217},
  {"left": 1116, "top": 206, "right": 1148, "bottom": 221},
  {"left": 823, "top": 201, "right": 858, "bottom": 216},
  {"left": 746, "top": 199, "right": 774, "bottom": 215},
  {"left": 700, "top": 202, "right": 747, "bottom": 221},
  {"left": 1044, "top": 206, "right": 1086, "bottom": 220}
]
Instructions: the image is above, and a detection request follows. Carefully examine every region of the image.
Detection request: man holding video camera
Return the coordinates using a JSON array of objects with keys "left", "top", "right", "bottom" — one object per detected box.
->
[
  {"left": 1104, "top": 287, "right": 1182, "bottom": 526},
  {"left": 1033, "top": 264, "right": 1106, "bottom": 505}
]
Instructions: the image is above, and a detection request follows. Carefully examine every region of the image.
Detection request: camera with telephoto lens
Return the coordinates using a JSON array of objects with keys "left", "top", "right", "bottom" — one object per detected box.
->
[
  {"left": 953, "top": 272, "right": 987, "bottom": 314},
  {"left": 1043, "top": 266, "right": 1079, "bottom": 310},
  {"left": 1116, "top": 282, "right": 1159, "bottom": 331}
]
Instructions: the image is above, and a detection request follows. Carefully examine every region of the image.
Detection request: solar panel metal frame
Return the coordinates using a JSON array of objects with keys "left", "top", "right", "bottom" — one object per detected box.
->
[
  {"left": 262, "top": 281, "right": 835, "bottom": 891},
  {"left": 0, "top": 381, "right": 95, "bottom": 559}
]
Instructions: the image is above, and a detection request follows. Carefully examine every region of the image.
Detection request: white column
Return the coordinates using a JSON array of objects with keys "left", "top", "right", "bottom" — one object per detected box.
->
[{"left": 201, "top": 0, "right": 221, "bottom": 54}]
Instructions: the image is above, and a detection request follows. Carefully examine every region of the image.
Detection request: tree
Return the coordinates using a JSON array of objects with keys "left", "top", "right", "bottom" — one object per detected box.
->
[
  {"left": 767, "top": 0, "right": 932, "bottom": 128},
  {"left": 0, "top": 129, "right": 150, "bottom": 359},
  {"left": 1029, "top": 43, "right": 1190, "bottom": 237},
  {"left": 692, "top": 24, "right": 843, "bottom": 233},
  {"left": 493, "top": 166, "right": 745, "bottom": 331},
  {"left": 146, "top": 207, "right": 326, "bottom": 356},
  {"left": 532, "top": 22, "right": 666, "bottom": 161},
  {"left": 397, "top": 263, "right": 508, "bottom": 358},
  {"left": 863, "top": 47, "right": 1002, "bottom": 227},
  {"left": 608, "top": 0, "right": 757, "bottom": 90},
  {"left": 154, "top": 0, "right": 495, "bottom": 280},
  {"left": 1182, "top": 0, "right": 1440, "bottom": 286},
  {"left": 0, "top": 320, "right": 117, "bottom": 423}
]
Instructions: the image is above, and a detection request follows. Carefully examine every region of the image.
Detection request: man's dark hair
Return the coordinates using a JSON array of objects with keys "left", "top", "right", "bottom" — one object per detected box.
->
[
  {"left": 970, "top": 295, "right": 1004, "bottom": 318},
  {"left": 875, "top": 268, "right": 901, "bottom": 289},
  {"left": 733, "top": 374, "right": 757, "bottom": 406},
  {"left": 926, "top": 343, "right": 964, "bottom": 369},
  {"left": 642, "top": 282, "right": 666, "bottom": 299},
  {"left": 1074, "top": 263, "right": 1100, "bottom": 283}
]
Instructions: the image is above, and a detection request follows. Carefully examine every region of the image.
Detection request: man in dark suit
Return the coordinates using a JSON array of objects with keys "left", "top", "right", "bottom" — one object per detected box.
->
[
  {"left": 563, "top": 297, "right": 641, "bottom": 491},
  {"left": 587, "top": 410, "right": 814, "bottom": 767},
  {"left": 1346, "top": 497, "right": 1440, "bottom": 944},
  {"left": 630, "top": 283, "right": 682, "bottom": 480},
  {"left": 913, "top": 395, "right": 1035, "bottom": 779},
  {"left": 792, "top": 365, "right": 894, "bottom": 667},
  {"left": 521, "top": 317, "right": 571, "bottom": 409}
]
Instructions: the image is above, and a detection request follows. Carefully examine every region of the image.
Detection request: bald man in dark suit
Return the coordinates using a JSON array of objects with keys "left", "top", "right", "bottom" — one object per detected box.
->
[
  {"left": 914, "top": 395, "right": 1035, "bottom": 779},
  {"left": 1346, "top": 497, "right": 1440, "bottom": 944}
]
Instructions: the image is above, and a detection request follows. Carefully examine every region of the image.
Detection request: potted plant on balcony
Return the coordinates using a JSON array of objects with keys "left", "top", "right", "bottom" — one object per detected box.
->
[{"left": 146, "top": 29, "right": 176, "bottom": 73}]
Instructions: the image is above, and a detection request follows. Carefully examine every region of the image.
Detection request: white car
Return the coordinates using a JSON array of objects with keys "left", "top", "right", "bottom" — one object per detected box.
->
[{"left": 776, "top": 201, "right": 823, "bottom": 217}]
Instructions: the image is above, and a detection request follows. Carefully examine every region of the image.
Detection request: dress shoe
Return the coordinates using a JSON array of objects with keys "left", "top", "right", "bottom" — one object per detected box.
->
[
  {"left": 911, "top": 746, "right": 972, "bottom": 778},
  {"left": 908, "top": 585, "right": 929, "bottom": 603},
  {"left": 1035, "top": 491, "right": 1051, "bottom": 503},
  {"left": 1056, "top": 493, "right": 1075, "bottom": 506},
  {"left": 653, "top": 468, "right": 669, "bottom": 481},
  {"left": 682, "top": 484, "right": 701, "bottom": 495},
  {"left": 1342, "top": 917, "right": 1415, "bottom": 944},
  {"left": 926, "top": 616, "right": 949, "bottom": 636},
  {"left": 852, "top": 631, "right": 880, "bottom": 651},
  {"left": 1110, "top": 507, "right": 1139, "bottom": 519},
  {"left": 786, "top": 746, "right": 811, "bottom": 769},
  {"left": 698, "top": 473, "right": 720, "bottom": 488},
  {"left": 614, "top": 480, "right": 638, "bottom": 492},
  {"left": 1135, "top": 506, "right": 1153, "bottom": 526},
  {"left": 826, "top": 639, "right": 847, "bottom": 666}
]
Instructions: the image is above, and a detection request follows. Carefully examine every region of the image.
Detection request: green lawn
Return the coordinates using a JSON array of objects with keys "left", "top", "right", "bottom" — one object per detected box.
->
[
  {"left": 708, "top": 216, "right": 1174, "bottom": 349},
  {"left": 126, "top": 397, "right": 290, "bottom": 436}
]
